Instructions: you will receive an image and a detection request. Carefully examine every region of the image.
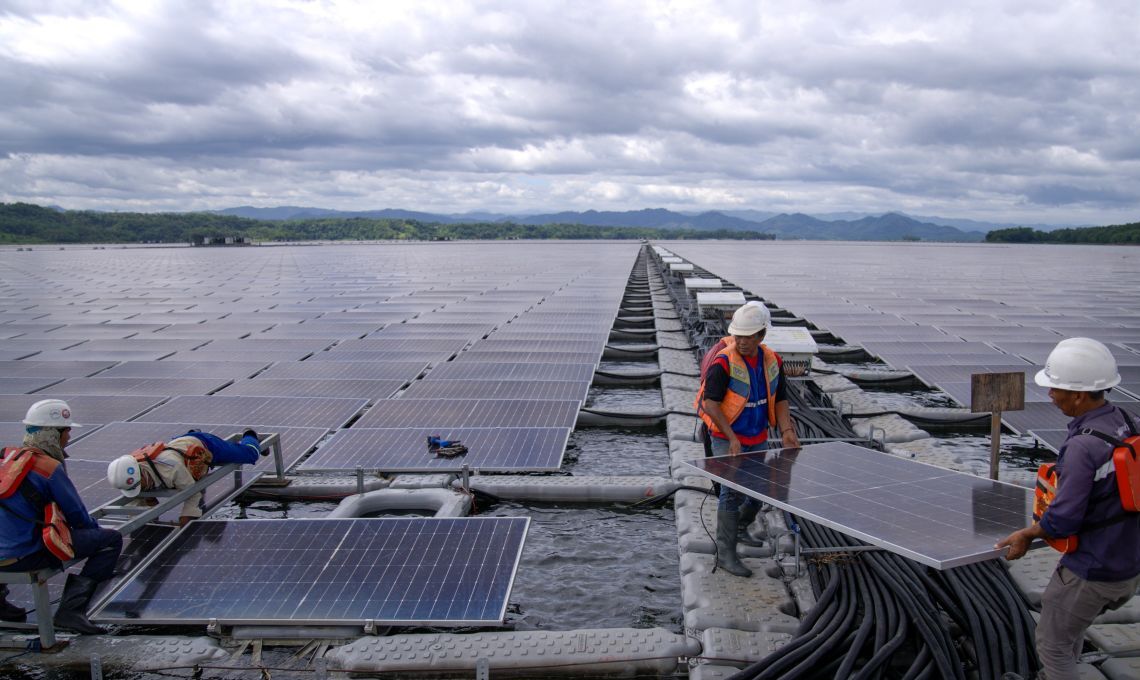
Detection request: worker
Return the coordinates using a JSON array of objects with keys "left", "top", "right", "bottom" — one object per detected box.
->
[
  {"left": 695, "top": 303, "right": 800, "bottom": 577},
  {"left": 106, "top": 429, "right": 264, "bottom": 526},
  {"left": 997, "top": 338, "right": 1140, "bottom": 679},
  {"left": 0, "top": 399, "right": 123, "bottom": 634}
]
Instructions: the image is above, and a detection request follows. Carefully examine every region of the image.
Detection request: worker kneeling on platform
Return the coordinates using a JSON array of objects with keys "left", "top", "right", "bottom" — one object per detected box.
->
[
  {"left": 997, "top": 338, "right": 1140, "bottom": 680},
  {"left": 107, "top": 429, "right": 264, "bottom": 527},
  {"left": 695, "top": 303, "right": 800, "bottom": 578},
  {"left": 0, "top": 400, "right": 123, "bottom": 635}
]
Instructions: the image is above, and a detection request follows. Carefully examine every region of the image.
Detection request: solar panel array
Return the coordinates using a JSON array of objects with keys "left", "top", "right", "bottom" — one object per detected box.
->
[
  {"left": 685, "top": 442, "right": 1032, "bottom": 569},
  {"left": 94, "top": 517, "right": 529, "bottom": 625},
  {"left": 1, "top": 242, "right": 639, "bottom": 500},
  {"left": 666, "top": 241, "right": 1140, "bottom": 442}
]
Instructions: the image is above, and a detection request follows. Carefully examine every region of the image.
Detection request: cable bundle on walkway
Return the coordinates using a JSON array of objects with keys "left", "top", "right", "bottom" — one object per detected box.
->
[{"left": 725, "top": 520, "right": 1038, "bottom": 680}]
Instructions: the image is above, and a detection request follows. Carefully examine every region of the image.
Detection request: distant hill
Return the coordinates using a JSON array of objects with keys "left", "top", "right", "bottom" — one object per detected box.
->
[
  {"left": 755, "top": 212, "right": 986, "bottom": 242},
  {"left": 214, "top": 206, "right": 478, "bottom": 223},
  {"left": 507, "top": 208, "right": 768, "bottom": 232}
]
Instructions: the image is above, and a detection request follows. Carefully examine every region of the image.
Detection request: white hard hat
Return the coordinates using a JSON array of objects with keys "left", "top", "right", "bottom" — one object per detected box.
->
[
  {"left": 1034, "top": 337, "right": 1121, "bottom": 392},
  {"left": 106, "top": 455, "right": 143, "bottom": 497},
  {"left": 727, "top": 303, "right": 771, "bottom": 336},
  {"left": 23, "top": 399, "right": 81, "bottom": 428}
]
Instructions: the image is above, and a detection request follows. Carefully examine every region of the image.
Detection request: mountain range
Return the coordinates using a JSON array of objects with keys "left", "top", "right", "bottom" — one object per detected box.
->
[{"left": 211, "top": 206, "right": 1017, "bottom": 241}]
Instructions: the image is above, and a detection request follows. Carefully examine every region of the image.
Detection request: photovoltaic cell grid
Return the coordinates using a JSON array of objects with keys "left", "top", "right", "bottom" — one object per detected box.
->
[
  {"left": 99, "top": 361, "right": 273, "bottom": 380},
  {"left": 257, "top": 361, "right": 429, "bottom": 382},
  {"left": 399, "top": 379, "right": 589, "bottom": 403},
  {"left": 452, "top": 351, "right": 601, "bottom": 365},
  {"left": 0, "top": 360, "right": 117, "bottom": 378},
  {"left": 94, "top": 517, "right": 529, "bottom": 626},
  {"left": 0, "top": 377, "right": 63, "bottom": 394},
  {"left": 137, "top": 395, "right": 367, "bottom": 429},
  {"left": 424, "top": 362, "right": 596, "bottom": 383},
  {"left": 35, "top": 377, "right": 234, "bottom": 396},
  {"left": 217, "top": 379, "right": 404, "bottom": 400},
  {"left": 300, "top": 427, "right": 570, "bottom": 472},
  {"left": 683, "top": 441, "right": 1032, "bottom": 569},
  {"left": 355, "top": 399, "right": 579, "bottom": 428},
  {"left": 66, "top": 421, "right": 328, "bottom": 475}
]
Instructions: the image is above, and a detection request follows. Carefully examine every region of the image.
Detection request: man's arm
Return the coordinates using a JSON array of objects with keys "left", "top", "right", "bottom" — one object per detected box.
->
[
  {"left": 775, "top": 400, "right": 800, "bottom": 449},
  {"left": 996, "top": 523, "right": 1047, "bottom": 560}
]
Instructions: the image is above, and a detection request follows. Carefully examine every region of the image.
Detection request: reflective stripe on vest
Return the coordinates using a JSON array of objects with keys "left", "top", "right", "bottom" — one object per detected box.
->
[{"left": 695, "top": 338, "right": 779, "bottom": 437}]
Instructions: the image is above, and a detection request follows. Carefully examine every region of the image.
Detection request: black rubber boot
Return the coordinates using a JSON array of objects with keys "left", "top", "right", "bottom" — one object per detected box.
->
[
  {"left": 0, "top": 585, "right": 27, "bottom": 623},
  {"left": 736, "top": 504, "right": 765, "bottom": 547},
  {"left": 53, "top": 575, "right": 106, "bottom": 635},
  {"left": 715, "top": 509, "right": 753, "bottom": 578}
]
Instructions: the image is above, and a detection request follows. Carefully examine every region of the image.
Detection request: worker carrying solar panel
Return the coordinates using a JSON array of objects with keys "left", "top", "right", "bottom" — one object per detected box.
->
[
  {"left": 997, "top": 338, "right": 1140, "bottom": 680},
  {"left": 694, "top": 303, "right": 800, "bottom": 579},
  {"left": 0, "top": 399, "right": 124, "bottom": 635},
  {"left": 106, "top": 429, "right": 265, "bottom": 527}
]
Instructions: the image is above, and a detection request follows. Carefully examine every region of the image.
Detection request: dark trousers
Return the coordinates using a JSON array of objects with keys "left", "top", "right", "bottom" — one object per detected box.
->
[{"left": 0, "top": 527, "right": 122, "bottom": 582}]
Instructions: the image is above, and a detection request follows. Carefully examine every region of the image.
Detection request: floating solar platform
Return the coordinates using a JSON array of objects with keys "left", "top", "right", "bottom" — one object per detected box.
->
[
  {"left": 137, "top": 395, "right": 368, "bottom": 429},
  {"left": 35, "top": 377, "right": 234, "bottom": 396},
  {"left": 218, "top": 378, "right": 404, "bottom": 400},
  {"left": 0, "top": 394, "right": 166, "bottom": 424},
  {"left": 258, "top": 361, "right": 429, "bottom": 382},
  {"left": 99, "top": 361, "right": 272, "bottom": 380},
  {"left": 94, "top": 517, "right": 529, "bottom": 626},
  {"left": 300, "top": 427, "right": 570, "bottom": 472},
  {"left": 355, "top": 399, "right": 580, "bottom": 429},
  {"left": 67, "top": 421, "right": 328, "bottom": 474},
  {"left": 400, "top": 379, "right": 590, "bottom": 403},
  {"left": 424, "top": 362, "right": 596, "bottom": 383},
  {"left": 683, "top": 441, "right": 1032, "bottom": 569}
]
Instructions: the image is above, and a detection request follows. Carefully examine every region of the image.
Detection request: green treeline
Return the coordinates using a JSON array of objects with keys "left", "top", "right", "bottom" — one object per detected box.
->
[
  {"left": 986, "top": 222, "right": 1140, "bottom": 244},
  {"left": 0, "top": 203, "right": 774, "bottom": 244}
]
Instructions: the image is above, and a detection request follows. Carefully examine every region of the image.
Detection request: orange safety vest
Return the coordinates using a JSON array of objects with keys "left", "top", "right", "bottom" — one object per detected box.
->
[
  {"left": 130, "top": 436, "right": 213, "bottom": 484},
  {"left": 694, "top": 337, "right": 779, "bottom": 438},
  {"left": 1034, "top": 414, "right": 1140, "bottom": 554},
  {"left": 0, "top": 446, "right": 75, "bottom": 561}
]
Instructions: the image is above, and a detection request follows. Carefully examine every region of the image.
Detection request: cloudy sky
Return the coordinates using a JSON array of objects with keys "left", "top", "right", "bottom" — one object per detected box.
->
[{"left": 1, "top": 0, "right": 1137, "bottom": 225}]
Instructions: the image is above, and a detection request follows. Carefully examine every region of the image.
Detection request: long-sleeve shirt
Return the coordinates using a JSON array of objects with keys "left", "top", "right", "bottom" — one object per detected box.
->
[
  {"left": 1, "top": 450, "right": 97, "bottom": 560},
  {"left": 1039, "top": 402, "right": 1140, "bottom": 581}
]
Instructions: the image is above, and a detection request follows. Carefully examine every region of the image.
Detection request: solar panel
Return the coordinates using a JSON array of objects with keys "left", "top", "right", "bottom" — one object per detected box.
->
[
  {"left": 334, "top": 338, "right": 471, "bottom": 353},
  {"left": 0, "top": 394, "right": 166, "bottom": 424},
  {"left": 683, "top": 441, "right": 1032, "bottom": 569},
  {"left": 3, "top": 339, "right": 87, "bottom": 353},
  {"left": 66, "top": 421, "right": 327, "bottom": 474},
  {"left": 425, "top": 362, "right": 596, "bottom": 383},
  {"left": 258, "top": 361, "right": 429, "bottom": 381},
  {"left": 94, "top": 517, "right": 529, "bottom": 625},
  {"left": 400, "top": 379, "right": 589, "bottom": 403},
  {"left": 355, "top": 399, "right": 580, "bottom": 428},
  {"left": 487, "top": 330, "right": 610, "bottom": 343},
  {"left": 452, "top": 351, "right": 601, "bottom": 365},
  {"left": 0, "top": 349, "right": 40, "bottom": 361},
  {"left": 467, "top": 339, "right": 604, "bottom": 354},
  {"left": 136, "top": 395, "right": 367, "bottom": 429},
  {"left": 0, "top": 377, "right": 63, "bottom": 394},
  {"left": 61, "top": 458, "right": 125, "bottom": 510},
  {"left": 299, "top": 427, "right": 570, "bottom": 472},
  {"left": 905, "top": 364, "right": 1035, "bottom": 385},
  {"left": 1027, "top": 429, "right": 1068, "bottom": 453},
  {"left": 30, "top": 349, "right": 178, "bottom": 362},
  {"left": 218, "top": 379, "right": 404, "bottom": 400},
  {"left": 307, "top": 350, "right": 457, "bottom": 363},
  {"left": 99, "top": 361, "right": 272, "bottom": 380},
  {"left": 35, "top": 377, "right": 233, "bottom": 396},
  {"left": 367, "top": 323, "right": 495, "bottom": 338},
  {"left": 164, "top": 349, "right": 318, "bottom": 362}
]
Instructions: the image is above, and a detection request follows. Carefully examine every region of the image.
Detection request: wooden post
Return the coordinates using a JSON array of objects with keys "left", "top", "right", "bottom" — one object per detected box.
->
[{"left": 971, "top": 372, "right": 1026, "bottom": 480}]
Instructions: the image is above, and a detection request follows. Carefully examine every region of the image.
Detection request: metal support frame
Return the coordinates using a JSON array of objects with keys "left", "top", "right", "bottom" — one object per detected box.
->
[{"left": 0, "top": 567, "right": 63, "bottom": 649}]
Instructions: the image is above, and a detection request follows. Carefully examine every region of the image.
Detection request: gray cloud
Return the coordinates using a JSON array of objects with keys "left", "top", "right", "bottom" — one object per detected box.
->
[{"left": 1, "top": 0, "right": 1138, "bottom": 224}]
